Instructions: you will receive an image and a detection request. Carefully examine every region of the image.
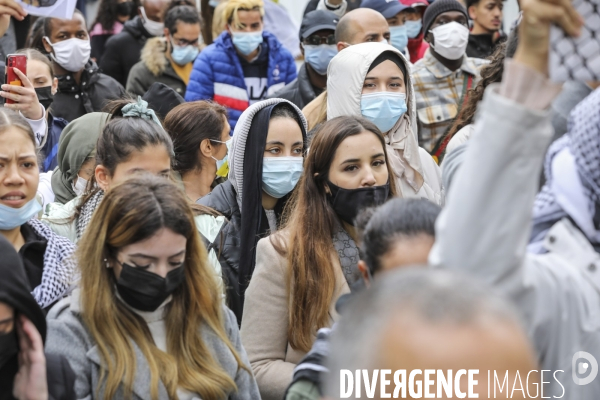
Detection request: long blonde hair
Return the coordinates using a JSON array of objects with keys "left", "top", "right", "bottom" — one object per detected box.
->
[{"left": 77, "top": 175, "right": 247, "bottom": 400}]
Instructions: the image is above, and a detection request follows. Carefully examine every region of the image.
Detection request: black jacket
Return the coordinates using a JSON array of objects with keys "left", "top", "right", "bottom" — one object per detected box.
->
[
  {"left": 198, "top": 180, "right": 289, "bottom": 325},
  {"left": 268, "top": 63, "right": 322, "bottom": 110},
  {"left": 198, "top": 181, "right": 243, "bottom": 324},
  {"left": 100, "top": 17, "right": 154, "bottom": 87},
  {"left": 52, "top": 60, "right": 125, "bottom": 122},
  {"left": 466, "top": 33, "right": 507, "bottom": 59}
]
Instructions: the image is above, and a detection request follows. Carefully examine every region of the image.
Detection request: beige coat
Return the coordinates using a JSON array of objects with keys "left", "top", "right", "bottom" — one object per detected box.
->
[
  {"left": 327, "top": 42, "right": 445, "bottom": 206},
  {"left": 240, "top": 235, "right": 350, "bottom": 400}
]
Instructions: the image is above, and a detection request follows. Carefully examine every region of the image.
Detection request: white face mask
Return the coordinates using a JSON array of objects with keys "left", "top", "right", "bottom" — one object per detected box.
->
[
  {"left": 140, "top": 7, "right": 164, "bottom": 36},
  {"left": 429, "top": 21, "right": 469, "bottom": 60},
  {"left": 44, "top": 37, "right": 91, "bottom": 72},
  {"left": 72, "top": 176, "right": 88, "bottom": 197}
]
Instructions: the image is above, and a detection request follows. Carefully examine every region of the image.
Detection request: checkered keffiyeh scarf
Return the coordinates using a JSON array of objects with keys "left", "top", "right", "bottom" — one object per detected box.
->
[
  {"left": 76, "top": 190, "right": 104, "bottom": 241},
  {"left": 27, "top": 219, "right": 76, "bottom": 309},
  {"left": 531, "top": 88, "right": 600, "bottom": 248}
]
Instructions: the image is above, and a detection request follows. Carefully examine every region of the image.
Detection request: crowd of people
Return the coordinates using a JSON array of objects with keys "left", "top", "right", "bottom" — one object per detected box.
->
[{"left": 0, "top": 0, "right": 598, "bottom": 398}]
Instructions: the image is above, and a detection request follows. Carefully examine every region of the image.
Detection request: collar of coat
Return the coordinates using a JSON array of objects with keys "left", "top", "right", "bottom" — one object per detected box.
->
[{"left": 56, "top": 60, "right": 100, "bottom": 92}]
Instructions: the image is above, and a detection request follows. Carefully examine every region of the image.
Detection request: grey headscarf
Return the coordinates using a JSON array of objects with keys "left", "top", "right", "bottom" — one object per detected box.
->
[{"left": 50, "top": 113, "right": 109, "bottom": 204}]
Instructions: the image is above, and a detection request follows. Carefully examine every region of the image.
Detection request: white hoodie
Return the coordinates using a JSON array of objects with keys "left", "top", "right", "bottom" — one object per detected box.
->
[{"left": 327, "top": 42, "right": 444, "bottom": 206}]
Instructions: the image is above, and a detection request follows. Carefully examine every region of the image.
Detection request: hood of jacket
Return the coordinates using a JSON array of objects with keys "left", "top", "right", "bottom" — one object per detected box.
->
[
  {"left": 141, "top": 37, "right": 169, "bottom": 76},
  {"left": 327, "top": 42, "right": 417, "bottom": 132},
  {"left": 327, "top": 42, "right": 425, "bottom": 194},
  {"left": 229, "top": 98, "right": 308, "bottom": 213},
  {"left": 0, "top": 234, "right": 46, "bottom": 341},
  {"left": 123, "top": 16, "right": 150, "bottom": 40}
]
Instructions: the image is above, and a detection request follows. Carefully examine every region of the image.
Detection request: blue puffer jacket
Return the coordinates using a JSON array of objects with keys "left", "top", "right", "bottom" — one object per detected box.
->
[{"left": 185, "top": 31, "right": 297, "bottom": 131}]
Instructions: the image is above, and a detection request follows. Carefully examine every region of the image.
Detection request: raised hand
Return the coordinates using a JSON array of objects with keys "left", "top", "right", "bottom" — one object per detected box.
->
[
  {"left": 0, "top": 0, "right": 27, "bottom": 38},
  {"left": 12, "top": 315, "right": 48, "bottom": 400},
  {"left": 1, "top": 68, "right": 44, "bottom": 120},
  {"left": 515, "top": 0, "right": 583, "bottom": 75}
]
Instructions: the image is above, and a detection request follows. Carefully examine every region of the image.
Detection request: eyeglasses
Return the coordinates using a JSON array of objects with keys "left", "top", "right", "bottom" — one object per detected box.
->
[
  {"left": 304, "top": 34, "right": 336, "bottom": 46},
  {"left": 172, "top": 37, "right": 200, "bottom": 47}
]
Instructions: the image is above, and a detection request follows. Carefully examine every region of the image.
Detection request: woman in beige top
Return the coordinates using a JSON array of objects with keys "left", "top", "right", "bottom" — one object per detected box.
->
[{"left": 240, "top": 115, "right": 399, "bottom": 400}]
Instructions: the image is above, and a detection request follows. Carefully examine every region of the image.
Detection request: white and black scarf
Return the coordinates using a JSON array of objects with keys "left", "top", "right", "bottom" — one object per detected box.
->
[
  {"left": 75, "top": 190, "right": 104, "bottom": 241},
  {"left": 530, "top": 88, "right": 600, "bottom": 252},
  {"left": 27, "top": 219, "right": 76, "bottom": 309}
]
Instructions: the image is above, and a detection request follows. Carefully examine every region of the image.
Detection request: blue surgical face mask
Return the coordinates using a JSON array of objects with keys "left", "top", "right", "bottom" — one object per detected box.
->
[
  {"left": 405, "top": 20, "right": 422, "bottom": 39},
  {"left": 0, "top": 198, "right": 42, "bottom": 230},
  {"left": 231, "top": 31, "right": 263, "bottom": 56},
  {"left": 262, "top": 157, "right": 303, "bottom": 199},
  {"left": 389, "top": 25, "right": 408, "bottom": 52},
  {"left": 171, "top": 40, "right": 199, "bottom": 66},
  {"left": 360, "top": 92, "right": 408, "bottom": 133},
  {"left": 303, "top": 44, "right": 337, "bottom": 76}
]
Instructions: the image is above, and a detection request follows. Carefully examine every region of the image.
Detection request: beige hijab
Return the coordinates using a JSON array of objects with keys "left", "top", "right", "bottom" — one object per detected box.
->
[{"left": 327, "top": 42, "right": 424, "bottom": 195}]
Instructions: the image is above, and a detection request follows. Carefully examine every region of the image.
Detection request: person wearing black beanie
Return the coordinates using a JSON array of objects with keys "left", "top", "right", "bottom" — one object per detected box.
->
[{"left": 411, "top": 0, "right": 488, "bottom": 156}]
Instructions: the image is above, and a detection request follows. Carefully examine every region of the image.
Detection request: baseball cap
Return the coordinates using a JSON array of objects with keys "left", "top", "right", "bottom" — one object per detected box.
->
[
  {"left": 299, "top": 10, "right": 339, "bottom": 41},
  {"left": 360, "top": 0, "right": 409, "bottom": 19}
]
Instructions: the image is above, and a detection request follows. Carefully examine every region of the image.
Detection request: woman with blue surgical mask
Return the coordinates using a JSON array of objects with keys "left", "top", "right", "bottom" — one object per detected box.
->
[
  {"left": 199, "top": 99, "right": 307, "bottom": 324},
  {"left": 240, "top": 115, "right": 399, "bottom": 400},
  {"left": 327, "top": 42, "right": 444, "bottom": 206},
  {"left": 0, "top": 108, "right": 76, "bottom": 311}
]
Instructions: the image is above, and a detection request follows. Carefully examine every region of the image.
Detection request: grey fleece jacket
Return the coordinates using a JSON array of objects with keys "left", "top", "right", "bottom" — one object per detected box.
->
[{"left": 45, "top": 292, "right": 261, "bottom": 399}]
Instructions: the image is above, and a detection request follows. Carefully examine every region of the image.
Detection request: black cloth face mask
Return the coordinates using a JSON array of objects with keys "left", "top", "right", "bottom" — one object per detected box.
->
[
  {"left": 0, "top": 329, "right": 17, "bottom": 370},
  {"left": 116, "top": 1, "right": 135, "bottom": 16},
  {"left": 34, "top": 86, "right": 54, "bottom": 111},
  {"left": 327, "top": 180, "right": 390, "bottom": 225},
  {"left": 116, "top": 263, "right": 186, "bottom": 312}
]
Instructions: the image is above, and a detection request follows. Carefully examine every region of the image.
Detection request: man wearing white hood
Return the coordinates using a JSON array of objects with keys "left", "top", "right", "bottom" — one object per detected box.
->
[{"left": 327, "top": 42, "right": 444, "bottom": 205}]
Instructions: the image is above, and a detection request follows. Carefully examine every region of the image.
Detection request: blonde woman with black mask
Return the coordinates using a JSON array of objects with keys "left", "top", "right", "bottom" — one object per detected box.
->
[{"left": 45, "top": 175, "right": 260, "bottom": 400}]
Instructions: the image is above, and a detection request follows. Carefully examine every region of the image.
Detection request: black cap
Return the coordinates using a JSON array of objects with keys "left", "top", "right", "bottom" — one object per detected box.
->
[
  {"left": 299, "top": 10, "right": 339, "bottom": 41},
  {"left": 141, "top": 82, "right": 185, "bottom": 120},
  {"left": 422, "top": 0, "right": 467, "bottom": 34},
  {"left": 360, "top": 0, "right": 409, "bottom": 19}
]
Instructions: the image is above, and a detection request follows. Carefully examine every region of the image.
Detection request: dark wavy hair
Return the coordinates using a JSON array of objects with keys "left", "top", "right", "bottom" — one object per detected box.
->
[
  {"left": 93, "top": 0, "right": 140, "bottom": 31},
  {"left": 445, "top": 41, "right": 507, "bottom": 142}
]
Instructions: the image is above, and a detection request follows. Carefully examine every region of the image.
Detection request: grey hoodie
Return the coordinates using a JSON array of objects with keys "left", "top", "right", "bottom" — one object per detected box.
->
[{"left": 327, "top": 42, "right": 444, "bottom": 205}]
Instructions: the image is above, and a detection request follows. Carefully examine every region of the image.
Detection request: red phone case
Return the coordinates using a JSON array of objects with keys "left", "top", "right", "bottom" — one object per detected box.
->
[{"left": 5, "top": 54, "right": 27, "bottom": 105}]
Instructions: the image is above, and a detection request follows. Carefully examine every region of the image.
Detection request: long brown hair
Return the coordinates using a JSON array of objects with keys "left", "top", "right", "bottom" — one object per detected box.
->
[
  {"left": 274, "top": 116, "right": 398, "bottom": 352},
  {"left": 445, "top": 41, "right": 507, "bottom": 141},
  {"left": 77, "top": 175, "right": 247, "bottom": 400}
]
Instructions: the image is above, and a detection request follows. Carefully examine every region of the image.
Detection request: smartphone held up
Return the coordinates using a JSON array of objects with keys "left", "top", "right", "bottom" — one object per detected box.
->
[{"left": 4, "top": 54, "right": 27, "bottom": 104}]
